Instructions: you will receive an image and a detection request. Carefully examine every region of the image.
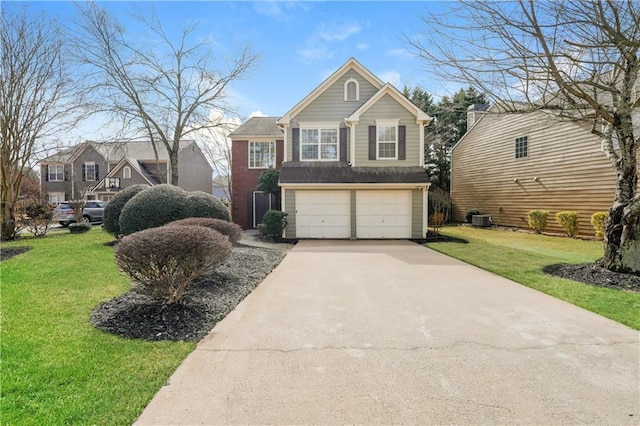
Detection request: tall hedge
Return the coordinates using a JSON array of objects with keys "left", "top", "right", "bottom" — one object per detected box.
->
[
  {"left": 103, "top": 184, "right": 149, "bottom": 236},
  {"left": 184, "top": 191, "right": 231, "bottom": 221},
  {"left": 119, "top": 185, "right": 188, "bottom": 235}
]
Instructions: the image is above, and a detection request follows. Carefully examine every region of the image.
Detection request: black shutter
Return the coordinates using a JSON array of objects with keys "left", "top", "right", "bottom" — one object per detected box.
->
[
  {"left": 45, "top": 165, "right": 49, "bottom": 182},
  {"left": 368, "top": 126, "right": 376, "bottom": 160},
  {"left": 292, "top": 128, "right": 300, "bottom": 162},
  {"left": 82, "top": 164, "right": 86, "bottom": 181},
  {"left": 95, "top": 164, "right": 99, "bottom": 180},
  {"left": 339, "top": 127, "right": 347, "bottom": 162},
  {"left": 398, "top": 125, "right": 406, "bottom": 160},
  {"left": 64, "top": 166, "right": 68, "bottom": 181}
]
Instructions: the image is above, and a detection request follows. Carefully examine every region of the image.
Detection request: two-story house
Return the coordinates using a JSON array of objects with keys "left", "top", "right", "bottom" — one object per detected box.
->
[
  {"left": 231, "top": 58, "right": 432, "bottom": 239},
  {"left": 40, "top": 140, "right": 213, "bottom": 203}
]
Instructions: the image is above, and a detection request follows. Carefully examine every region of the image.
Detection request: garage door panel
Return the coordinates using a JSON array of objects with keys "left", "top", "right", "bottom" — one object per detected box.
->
[
  {"left": 296, "top": 191, "right": 350, "bottom": 239},
  {"left": 356, "top": 190, "right": 411, "bottom": 239}
]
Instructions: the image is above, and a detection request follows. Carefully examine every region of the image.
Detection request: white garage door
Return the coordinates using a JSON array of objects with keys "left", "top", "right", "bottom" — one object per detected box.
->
[
  {"left": 356, "top": 190, "right": 411, "bottom": 239},
  {"left": 296, "top": 191, "right": 350, "bottom": 238}
]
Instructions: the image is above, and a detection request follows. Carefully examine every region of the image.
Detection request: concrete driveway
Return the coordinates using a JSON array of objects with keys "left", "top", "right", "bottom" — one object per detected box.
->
[{"left": 136, "top": 240, "right": 639, "bottom": 425}]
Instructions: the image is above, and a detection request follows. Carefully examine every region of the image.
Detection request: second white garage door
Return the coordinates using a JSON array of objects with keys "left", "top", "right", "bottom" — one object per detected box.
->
[
  {"left": 296, "top": 191, "right": 350, "bottom": 238},
  {"left": 356, "top": 190, "right": 411, "bottom": 239}
]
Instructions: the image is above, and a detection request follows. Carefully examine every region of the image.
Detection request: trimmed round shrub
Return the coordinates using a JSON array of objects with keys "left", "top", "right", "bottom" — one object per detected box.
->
[
  {"left": 69, "top": 223, "right": 92, "bottom": 234},
  {"left": 258, "top": 210, "right": 288, "bottom": 240},
  {"left": 591, "top": 211, "right": 608, "bottom": 240},
  {"left": 556, "top": 211, "right": 579, "bottom": 237},
  {"left": 169, "top": 217, "right": 242, "bottom": 244},
  {"left": 465, "top": 209, "right": 482, "bottom": 224},
  {"left": 115, "top": 225, "right": 232, "bottom": 304},
  {"left": 527, "top": 210, "right": 549, "bottom": 234},
  {"left": 119, "top": 185, "right": 188, "bottom": 235},
  {"left": 184, "top": 191, "right": 231, "bottom": 221},
  {"left": 103, "top": 184, "right": 150, "bottom": 236}
]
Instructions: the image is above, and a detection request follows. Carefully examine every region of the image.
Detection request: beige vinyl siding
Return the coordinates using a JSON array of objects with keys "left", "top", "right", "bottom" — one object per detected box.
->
[
  {"left": 451, "top": 110, "right": 640, "bottom": 236},
  {"left": 411, "top": 189, "right": 424, "bottom": 238},
  {"left": 354, "top": 94, "right": 420, "bottom": 166},
  {"left": 284, "top": 189, "right": 296, "bottom": 238}
]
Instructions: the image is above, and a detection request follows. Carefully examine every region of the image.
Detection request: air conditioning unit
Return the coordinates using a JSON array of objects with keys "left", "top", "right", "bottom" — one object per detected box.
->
[{"left": 472, "top": 215, "right": 491, "bottom": 227}]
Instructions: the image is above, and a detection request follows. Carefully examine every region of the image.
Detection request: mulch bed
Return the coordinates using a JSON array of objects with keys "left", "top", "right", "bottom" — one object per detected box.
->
[
  {"left": 0, "top": 246, "right": 32, "bottom": 261},
  {"left": 544, "top": 263, "right": 640, "bottom": 292}
]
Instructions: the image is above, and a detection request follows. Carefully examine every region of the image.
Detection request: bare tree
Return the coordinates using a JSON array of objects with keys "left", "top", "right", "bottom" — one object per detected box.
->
[
  {"left": 408, "top": 0, "right": 640, "bottom": 272},
  {"left": 71, "top": 3, "right": 259, "bottom": 187},
  {"left": 1, "top": 6, "right": 82, "bottom": 240},
  {"left": 198, "top": 112, "right": 240, "bottom": 200}
]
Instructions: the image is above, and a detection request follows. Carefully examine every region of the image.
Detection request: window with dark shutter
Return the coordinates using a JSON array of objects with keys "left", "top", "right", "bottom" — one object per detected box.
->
[
  {"left": 398, "top": 125, "right": 406, "bottom": 160},
  {"left": 368, "top": 126, "right": 376, "bottom": 160},
  {"left": 339, "top": 127, "right": 347, "bottom": 162},
  {"left": 292, "top": 128, "right": 300, "bottom": 162}
]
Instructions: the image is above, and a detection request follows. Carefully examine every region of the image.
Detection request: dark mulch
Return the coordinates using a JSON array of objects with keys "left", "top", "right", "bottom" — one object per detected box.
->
[
  {"left": 414, "top": 234, "right": 469, "bottom": 244},
  {"left": 1, "top": 246, "right": 32, "bottom": 261},
  {"left": 544, "top": 263, "right": 640, "bottom": 292},
  {"left": 91, "top": 246, "right": 286, "bottom": 341}
]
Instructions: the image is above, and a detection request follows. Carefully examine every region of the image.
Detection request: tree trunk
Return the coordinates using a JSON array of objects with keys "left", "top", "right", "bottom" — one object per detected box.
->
[
  {"left": 1, "top": 202, "right": 18, "bottom": 241},
  {"left": 170, "top": 151, "right": 179, "bottom": 187}
]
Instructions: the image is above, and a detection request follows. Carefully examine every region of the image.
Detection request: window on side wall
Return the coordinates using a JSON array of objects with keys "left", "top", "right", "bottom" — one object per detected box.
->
[
  {"left": 377, "top": 121, "right": 398, "bottom": 160},
  {"left": 48, "top": 164, "right": 64, "bottom": 181},
  {"left": 344, "top": 78, "right": 359, "bottom": 101},
  {"left": 48, "top": 192, "right": 65, "bottom": 204},
  {"left": 301, "top": 127, "right": 338, "bottom": 161},
  {"left": 249, "top": 141, "right": 276, "bottom": 168},
  {"left": 84, "top": 162, "right": 97, "bottom": 181},
  {"left": 515, "top": 136, "right": 528, "bottom": 159}
]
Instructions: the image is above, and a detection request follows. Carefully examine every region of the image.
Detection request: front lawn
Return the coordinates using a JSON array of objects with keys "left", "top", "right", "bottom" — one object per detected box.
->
[
  {"left": 1, "top": 229, "right": 195, "bottom": 424},
  {"left": 426, "top": 226, "right": 640, "bottom": 330}
]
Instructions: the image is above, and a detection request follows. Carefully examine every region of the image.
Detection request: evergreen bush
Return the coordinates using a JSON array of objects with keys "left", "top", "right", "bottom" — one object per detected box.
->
[
  {"left": 103, "top": 184, "right": 149, "bottom": 237},
  {"left": 591, "top": 211, "right": 608, "bottom": 240},
  {"left": 465, "top": 209, "right": 482, "bottom": 224},
  {"left": 169, "top": 217, "right": 242, "bottom": 243},
  {"left": 258, "top": 210, "right": 288, "bottom": 239},
  {"left": 184, "top": 191, "right": 230, "bottom": 221},
  {"left": 527, "top": 210, "right": 549, "bottom": 234},
  {"left": 556, "top": 211, "right": 579, "bottom": 237},
  {"left": 115, "top": 225, "right": 232, "bottom": 304},
  {"left": 119, "top": 185, "right": 187, "bottom": 235},
  {"left": 69, "top": 223, "right": 92, "bottom": 234}
]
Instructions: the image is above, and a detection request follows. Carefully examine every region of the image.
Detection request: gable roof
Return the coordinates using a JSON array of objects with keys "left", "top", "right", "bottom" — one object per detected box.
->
[
  {"left": 279, "top": 162, "right": 429, "bottom": 184},
  {"left": 277, "top": 58, "right": 385, "bottom": 125},
  {"left": 345, "top": 83, "right": 432, "bottom": 125},
  {"left": 41, "top": 140, "right": 196, "bottom": 163},
  {"left": 229, "top": 117, "right": 283, "bottom": 138}
]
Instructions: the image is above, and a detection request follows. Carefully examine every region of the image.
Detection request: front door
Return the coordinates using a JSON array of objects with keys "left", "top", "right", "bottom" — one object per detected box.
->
[{"left": 253, "top": 191, "right": 272, "bottom": 228}]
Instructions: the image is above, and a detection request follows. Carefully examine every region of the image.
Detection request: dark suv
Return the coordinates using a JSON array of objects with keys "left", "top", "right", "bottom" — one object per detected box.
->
[{"left": 53, "top": 201, "right": 106, "bottom": 226}]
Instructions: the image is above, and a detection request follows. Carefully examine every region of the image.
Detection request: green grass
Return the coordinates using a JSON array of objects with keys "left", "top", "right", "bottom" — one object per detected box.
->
[
  {"left": 1, "top": 229, "right": 195, "bottom": 425},
  {"left": 427, "top": 226, "right": 640, "bottom": 330}
]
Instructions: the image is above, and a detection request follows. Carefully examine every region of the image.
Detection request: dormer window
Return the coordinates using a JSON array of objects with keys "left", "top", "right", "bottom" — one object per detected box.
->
[{"left": 344, "top": 78, "right": 359, "bottom": 101}]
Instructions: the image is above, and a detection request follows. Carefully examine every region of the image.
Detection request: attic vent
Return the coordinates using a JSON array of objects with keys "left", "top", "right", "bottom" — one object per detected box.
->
[{"left": 344, "top": 78, "right": 359, "bottom": 101}]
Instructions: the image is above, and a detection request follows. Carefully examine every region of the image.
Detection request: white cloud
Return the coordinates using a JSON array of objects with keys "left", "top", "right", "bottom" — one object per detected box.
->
[
  {"left": 378, "top": 70, "right": 402, "bottom": 87},
  {"left": 386, "top": 48, "right": 410, "bottom": 58},
  {"left": 297, "top": 46, "right": 334, "bottom": 63},
  {"left": 297, "top": 19, "right": 364, "bottom": 63},
  {"left": 249, "top": 110, "right": 267, "bottom": 118},
  {"left": 252, "top": 1, "right": 308, "bottom": 22},
  {"left": 317, "top": 22, "right": 362, "bottom": 42},
  {"left": 356, "top": 43, "right": 370, "bottom": 51}
]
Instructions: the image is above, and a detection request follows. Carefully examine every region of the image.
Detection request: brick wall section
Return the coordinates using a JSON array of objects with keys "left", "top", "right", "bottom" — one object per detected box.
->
[{"left": 231, "top": 139, "right": 284, "bottom": 229}]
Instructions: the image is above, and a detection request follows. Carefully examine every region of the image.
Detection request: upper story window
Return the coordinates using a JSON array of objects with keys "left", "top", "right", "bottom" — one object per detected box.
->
[
  {"left": 515, "top": 136, "right": 528, "bottom": 159},
  {"left": 301, "top": 126, "right": 338, "bottom": 161},
  {"left": 48, "top": 164, "right": 64, "bottom": 182},
  {"left": 83, "top": 162, "right": 98, "bottom": 181},
  {"left": 249, "top": 141, "right": 275, "bottom": 168},
  {"left": 344, "top": 78, "right": 359, "bottom": 101},
  {"left": 377, "top": 120, "right": 398, "bottom": 160},
  {"left": 123, "top": 166, "right": 131, "bottom": 179}
]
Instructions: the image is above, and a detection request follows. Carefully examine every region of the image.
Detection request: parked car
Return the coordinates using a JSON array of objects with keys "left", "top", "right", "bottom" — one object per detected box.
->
[{"left": 54, "top": 201, "right": 106, "bottom": 226}]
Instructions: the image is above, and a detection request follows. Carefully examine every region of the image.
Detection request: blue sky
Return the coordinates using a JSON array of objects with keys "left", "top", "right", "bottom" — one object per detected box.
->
[{"left": 24, "top": 1, "right": 459, "bottom": 134}]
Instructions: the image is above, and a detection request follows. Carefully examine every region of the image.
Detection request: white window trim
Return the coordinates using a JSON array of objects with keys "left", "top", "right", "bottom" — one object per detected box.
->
[
  {"left": 248, "top": 141, "right": 276, "bottom": 169},
  {"left": 299, "top": 122, "right": 340, "bottom": 162},
  {"left": 49, "top": 192, "right": 65, "bottom": 204},
  {"left": 85, "top": 161, "right": 96, "bottom": 181},
  {"left": 123, "top": 166, "right": 131, "bottom": 179},
  {"left": 48, "top": 164, "right": 64, "bottom": 182},
  {"left": 376, "top": 119, "right": 399, "bottom": 160},
  {"left": 515, "top": 136, "right": 528, "bottom": 159},
  {"left": 344, "top": 78, "right": 359, "bottom": 101}
]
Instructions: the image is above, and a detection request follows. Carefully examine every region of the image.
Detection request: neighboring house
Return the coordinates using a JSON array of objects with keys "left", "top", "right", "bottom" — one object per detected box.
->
[
  {"left": 451, "top": 106, "right": 640, "bottom": 235},
  {"left": 40, "top": 140, "right": 213, "bottom": 203},
  {"left": 229, "top": 117, "right": 284, "bottom": 229},
  {"left": 231, "top": 58, "right": 432, "bottom": 238}
]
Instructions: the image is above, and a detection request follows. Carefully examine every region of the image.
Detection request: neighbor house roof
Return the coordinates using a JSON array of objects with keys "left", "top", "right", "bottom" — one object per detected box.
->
[
  {"left": 279, "top": 162, "right": 429, "bottom": 184},
  {"left": 229, "top": 117, "right": 283, "bottom": 138},
  {"left": 41, "top": 140, "right": 195, "bottom": 163}
]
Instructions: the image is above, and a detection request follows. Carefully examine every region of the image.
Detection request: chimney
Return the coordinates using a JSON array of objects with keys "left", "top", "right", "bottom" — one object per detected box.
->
[{"left": 467, "top": 104, "right": 489, "bottom": 131}]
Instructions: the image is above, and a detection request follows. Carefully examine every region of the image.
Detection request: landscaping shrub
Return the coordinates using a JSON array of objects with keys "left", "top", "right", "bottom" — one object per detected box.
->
[
  {"left": 184, "top": 191, "right": 231, "bottom": 221},
  {"left": 169, "top": 217, "right": 242, "bottom": 244},
  {"left": 69, "top": 223, "right": 92, "bottom": 234},
  {"left": 429, "top": 212, "right": 446, "bottom": 235},
  {"left": 527, "top": 210, "right": 549, "bottom": 234},
  {"left": 465, "top": 209, "right": 482, "bottom": 224},
  {"left": 556, "top": 211, "right": 579, "bottom": 237},
  {"left": 258, "top": 210, "right": 288, "bottom": 240},
  {"left": 591, "top": 211, "right": 608, "bottom": 240},
  {"left": 119, "top": 185, "right": 188, "bottom": 235},
  {"left": 115, "top": 225, "right": 232, "bottom": 304},
  {"left": 21, "top": 197, "right": 54, "bottom": 237},
  {"left": 103, "top": 184, "right": 149, "bottom": 237}
]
